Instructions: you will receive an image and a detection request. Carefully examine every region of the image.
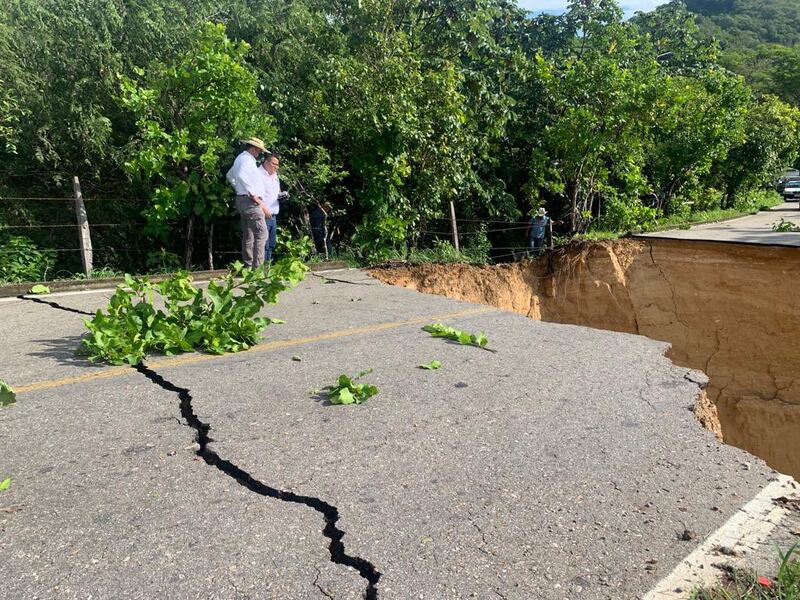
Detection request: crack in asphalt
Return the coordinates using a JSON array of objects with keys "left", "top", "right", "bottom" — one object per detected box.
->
[
  {"left": 17, "top": 295, "right": 94, "bottom": 316},
  {"left": 135, "top": 364, "right": 381, "bottom": 599},
  {"left": 311, "top": 272, "right": 375, "bottom": 286}
]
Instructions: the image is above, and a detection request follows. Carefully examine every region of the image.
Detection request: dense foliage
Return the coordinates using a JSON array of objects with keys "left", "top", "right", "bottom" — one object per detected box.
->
[
  {"left": 685, "top": 0, "right": 800, "bottom": 103},
  {"left": 687, "top": 0, "right": 800, "bottom": 47},
  {"left": 0, "top": 236, "right": 55, "bottom": 283},
  {"left": 1, "top": 0, "right": 798, "bottom": 272},
  {"left": 120, "top": 22, "right": 274, "bottom": 267}
]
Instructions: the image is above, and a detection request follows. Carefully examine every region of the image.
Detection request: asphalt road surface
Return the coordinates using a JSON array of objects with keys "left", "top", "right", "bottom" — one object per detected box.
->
[
  {"left": 0, "top": 270, "right": 790, "bottom": 599},
  {"left": 637, "top": 202, "right": 800, "bottom": 246}
]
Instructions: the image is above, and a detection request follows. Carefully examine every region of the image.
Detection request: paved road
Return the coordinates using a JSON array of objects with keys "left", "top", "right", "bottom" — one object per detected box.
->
[
  {"left": 636, "top": 202, "right": 800, "bottom": 246},
  {"left": 0, "top": 271, "right": 792, "bottom": 599}
]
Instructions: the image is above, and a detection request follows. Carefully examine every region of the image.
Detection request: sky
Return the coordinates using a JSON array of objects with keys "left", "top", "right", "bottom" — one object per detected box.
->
[{"left": 517, "top": 0, "right": 667, "bottom": 19}]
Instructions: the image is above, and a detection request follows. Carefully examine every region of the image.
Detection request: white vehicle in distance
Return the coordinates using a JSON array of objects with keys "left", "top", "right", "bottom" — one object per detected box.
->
[{"left": 778, "top": 176, "right": 800, "bottom": 202}]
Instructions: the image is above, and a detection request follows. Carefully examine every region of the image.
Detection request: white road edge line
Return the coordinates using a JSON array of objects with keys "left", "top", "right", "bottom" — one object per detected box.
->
[
  {"left": 0, "top": 268, "right": 361, "bottom": 303},
  {"left": 641, "top": 473, "right": 798, "bottom": 599}
]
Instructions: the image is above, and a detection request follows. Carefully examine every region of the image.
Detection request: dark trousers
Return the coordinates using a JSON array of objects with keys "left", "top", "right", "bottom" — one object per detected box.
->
[
  {"left": 264, "top": 216, "right": 277, "bottom": 262},
  {"left": 529, "top": 236, "right": 545, "bottom": 256},
  {"left": 310, "top": 206, "right": 331, "bottom": 256}
]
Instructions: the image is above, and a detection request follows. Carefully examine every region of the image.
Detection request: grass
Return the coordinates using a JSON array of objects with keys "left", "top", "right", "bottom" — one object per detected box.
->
[
  {"left": 691, "top": 543, "right": 800, "bottom": 600},
  {"left": 652, "top": 207, "right": 760, "bottom": 231},
  {"left": 573, "top": 230, "right": 624, "bottom": 242},
  {"left": 306, "top": 249, "right": 361, "bottom": 268},
  {"left": 361, "top": 240, "right": 489, "bottom": 267},
  {"left": 645, "top": 192, "right": 784, "bottom": 233}
]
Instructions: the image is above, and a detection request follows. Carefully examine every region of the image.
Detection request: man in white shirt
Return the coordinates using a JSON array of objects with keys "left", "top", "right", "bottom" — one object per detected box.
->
[
  {"left": 226, "top": 138, "right": 269, "bottom": 268},
  {"left": 260, "top": 151, "right": 282, "bottom": 262}
]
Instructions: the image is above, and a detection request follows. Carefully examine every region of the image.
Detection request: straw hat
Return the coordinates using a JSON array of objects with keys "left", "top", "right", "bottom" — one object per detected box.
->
[
  {"left": 536, "top": 207, "right": 547, "bottom": 217},
  {"left": 239, "top": 137, "right": 267, "bottom": 152}
]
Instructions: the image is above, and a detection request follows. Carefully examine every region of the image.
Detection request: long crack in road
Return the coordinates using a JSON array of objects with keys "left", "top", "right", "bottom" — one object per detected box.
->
[
  {"left": 17, "top": 294, "right": 382, "bottom": 599},
  {"left": 135, "top": 365, "right": 382, "bottom": 599}
]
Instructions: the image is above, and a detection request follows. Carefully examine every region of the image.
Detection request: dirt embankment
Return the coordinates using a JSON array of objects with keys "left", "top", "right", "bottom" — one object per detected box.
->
[{"left": 371, "top": 239, "right": 800, "bottom": 478}]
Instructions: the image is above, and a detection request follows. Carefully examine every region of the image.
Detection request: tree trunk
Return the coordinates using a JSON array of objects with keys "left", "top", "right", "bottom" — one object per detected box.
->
[
  {"left": 184, "top": 214, "right": 194, "bottom": 270},
  {"left": 664, "top": 180, "right": 679, "bottom": 214},
  {"left": 301, "top": 206, "right": 314, "bottom": 254},
  {"left": 207, "top": 222, "right": 214, "bottom": 271},
  {"left": 569, "top": 186, "right": 580, "bottom": 234}
]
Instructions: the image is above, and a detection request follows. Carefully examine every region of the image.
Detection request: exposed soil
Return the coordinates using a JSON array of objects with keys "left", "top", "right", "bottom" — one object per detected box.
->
[{"left": 370, "top": 239, "right": 800, "bottom": 478}]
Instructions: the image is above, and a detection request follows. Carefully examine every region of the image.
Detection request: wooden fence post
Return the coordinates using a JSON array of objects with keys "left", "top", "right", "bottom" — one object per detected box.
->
[
  {"left": 72, "top": 176, "right": 93, "bottom": 277},
  {"left": 449, "top": 200, "right": 460, "bottom": 252}
]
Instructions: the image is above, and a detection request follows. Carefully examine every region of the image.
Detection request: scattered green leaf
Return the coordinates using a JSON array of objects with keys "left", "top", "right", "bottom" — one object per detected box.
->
[
  {"left": 322, "top": 369, "right": 379, "bottom": 405},
  {"left": 422, "top": 323, "right": 496, "bottom": 352},
  {"left": 0, "top": 478, "right": 10, "bottom": 492},
  {"left": 29, "top": 284, "right": 50, "bottom": 295},
  {"left": 0, "top": 380, "right": 16, "bottom": 408},
  {"left": 419, "top": 360, "right": 442, "bottom": 370}
]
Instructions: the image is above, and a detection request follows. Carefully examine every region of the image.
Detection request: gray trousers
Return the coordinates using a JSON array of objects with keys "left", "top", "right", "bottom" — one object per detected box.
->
[{"left": 236, "top": 195, "right": 267, "bottom": 268}]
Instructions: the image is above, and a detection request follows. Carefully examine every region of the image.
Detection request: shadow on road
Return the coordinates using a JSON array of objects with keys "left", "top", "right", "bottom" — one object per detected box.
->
[{"left": 27, "top": 335, "right": 105, "bottom": 369}]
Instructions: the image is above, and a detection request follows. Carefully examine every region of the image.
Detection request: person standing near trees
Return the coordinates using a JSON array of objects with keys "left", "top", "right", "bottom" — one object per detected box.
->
[
  {"left": 259, "top": 151, "right": 284, "bottom": 263},
  {"left": 525, "top": 207, "right": 552, "bottom": 256},
  {"left": 226, "top": 138, "right": 269, "bottom": 268},
  {"left": 310, "top": 201, "right": 333, "bottom": 257}
]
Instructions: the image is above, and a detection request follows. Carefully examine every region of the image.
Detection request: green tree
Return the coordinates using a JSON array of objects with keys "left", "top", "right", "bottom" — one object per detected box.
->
[
  {"left": 120, "top": 22, "right": 274, "bottom": 268},
  {"left": 632, "top": 0, "right": 719, "bottom": 72},
  {"left": 230, "top": 0, "right": 523, "bottom": 257},
  {"left": 0, "top": 0, "right": 221, "bottom": 191},
  {"left": 645, "top": 69, "right": 750, "bottom": 211},
  {"left": 0, "top": 80, "right": 22, "bottom": 156},
  {"left": 527, "top": 0, "right": 658, "bottom": 233},
  {"left": 718, "top": 94, "right": 800, "bottom": 203}
]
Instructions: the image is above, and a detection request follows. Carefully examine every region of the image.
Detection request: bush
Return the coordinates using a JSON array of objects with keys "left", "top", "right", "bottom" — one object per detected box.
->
[
  {"left": 666, "top": 198, "right": 692, "bottom": 222},
  {"left": 146, "top": 249, "right": 183, "bottom": 274},
  {"left": 406, "top": 239, "right": 487, "bottom": 265},
  {"left": 0, "top": 236, "right": 55, "bottom": 284},
  {"left": 691, "top": 188, "right": 724, "bottom": 213},
  {"left": 599, "top": 195, "right": 659, "bottom": 232},
  {"left": 462, "top": 224, "right": 491, "bottom": 264},
  {"left": 734, "top": 189, "right": 783, "bottom": 213}
]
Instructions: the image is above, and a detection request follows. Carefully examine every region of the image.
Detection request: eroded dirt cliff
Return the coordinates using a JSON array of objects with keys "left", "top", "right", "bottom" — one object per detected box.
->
[{"left": 371, "top": 239, "right": 800, "bottom": 478}]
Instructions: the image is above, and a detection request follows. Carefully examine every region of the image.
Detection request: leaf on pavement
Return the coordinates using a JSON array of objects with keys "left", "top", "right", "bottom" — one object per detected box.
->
[
  {"left": 419, "top": 360, "right": 442, "bottom": 370},
  {"left": 0, "top": 381, "right": 16, "bottom": 408}
]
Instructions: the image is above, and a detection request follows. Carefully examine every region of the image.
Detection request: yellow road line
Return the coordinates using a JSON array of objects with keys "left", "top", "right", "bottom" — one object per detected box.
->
[{"left": 14, "top": 307, "right": 494, "bottom": 395}]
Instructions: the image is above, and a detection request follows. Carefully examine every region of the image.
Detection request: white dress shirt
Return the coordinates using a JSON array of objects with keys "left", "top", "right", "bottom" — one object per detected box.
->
[
  {"left": 226, "top": 151, "right": 265, "bottom": 198},
  {"left": 261, "top": 168, "right": 281, "bottom": 216}
]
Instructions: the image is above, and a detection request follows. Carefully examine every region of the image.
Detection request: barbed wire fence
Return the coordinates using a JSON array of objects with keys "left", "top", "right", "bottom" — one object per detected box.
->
[
  {"left": 1, "top": 179, "right": 550, "bottom": 283},
  {"left": 0, "top": 176, "right": 245, "bottom": 282}
]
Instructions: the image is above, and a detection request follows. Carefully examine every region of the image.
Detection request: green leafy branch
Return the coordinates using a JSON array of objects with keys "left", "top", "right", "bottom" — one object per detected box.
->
[
  {"left": 81, "top": 255, "right": 308, "bottom": 365},
  {"left": 322, "top": 369, "right": 379, "bottom": 405},
  {"left": 772, "top": 218, "right": 800, "bottom": 232},
  {"left": 422, "top": 323, "right": 495, "bottom": 352}
]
